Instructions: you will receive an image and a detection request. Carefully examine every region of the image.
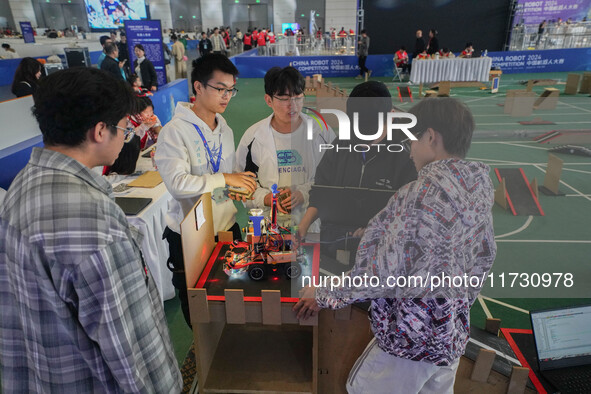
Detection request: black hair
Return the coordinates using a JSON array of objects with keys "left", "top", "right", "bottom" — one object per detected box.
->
[
  {"left": 171, "top": 33, "right": 178, "bottom": 40},
  {"left": 104, "top": 42, "right": 118, "bottom": 55},
  {"left": 361, "top": 29, "right": 367, "bottom": 34},
  {"left": 465, "top": 42, "right": 473, "bottom": 48},
  {"left": 134, "top": 43, "right": 145, "bottom": 52},
  {"left": 430, "top": 29, "right": 438, "bottom": 35},
  {"left": 191, "top": 54, "right": 239, "bottom": 94},
  {"left": 201, "top": 31, "right": 206, "bottom": 35},
  {"left": 120, "top": 32, "right": 126, "bottom": 37},
  {"left": 129, "top": 73, "right": 140, "bottom": 85},
  {"left": 442, "top": 47, "right": 450, "bottom": 53},
  {"left": 400, "top": 45, "right": 406, "bottom": 51},
  {"left": 407, "top": 98, "right": 474, "bottom": 158},
  {"left": 264, "top": 66, "right": 305, "bottom": 97},
  {"left": 136, "top": 95, "right": 153, "bottom": 113},
  {"left": 99, "top": 35, "right": 110, "bottom": 46},
  {"left": 107, "top": 134, "right": 141, "bottom": 175},
  {"left": 346, "top": 81, "right": 392, "bottom": 139},
  {"left": 2, "top": 43, "right": 10, "bottom": 49},
  {"left": 11, "top": 57, "right": 42, "bottom": 96},
  {"left": 213, "top": 27, "right": 219, "bottom": 32},
  {"left": 32, "top": 67, "right": 136, "bottom": 147}
]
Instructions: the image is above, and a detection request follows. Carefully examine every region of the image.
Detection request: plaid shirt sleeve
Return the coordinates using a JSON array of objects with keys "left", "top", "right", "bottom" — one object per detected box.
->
[{"left": 74, "top": 237, "right": 182, "bottom": 393}]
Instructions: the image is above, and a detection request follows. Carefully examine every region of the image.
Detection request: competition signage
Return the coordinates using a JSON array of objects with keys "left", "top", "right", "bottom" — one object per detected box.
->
[
  {"left": 489, "top": 48, "right": 591, "bottom": 73},
  {"left": 20, "top": 22, "right": 35, "bottom": 44},
  {"left": 124, "top": 19, "right": 166, "bottom": 86},
  {"left": 514, "top": 0, "right": 591, "bottom": 25}
]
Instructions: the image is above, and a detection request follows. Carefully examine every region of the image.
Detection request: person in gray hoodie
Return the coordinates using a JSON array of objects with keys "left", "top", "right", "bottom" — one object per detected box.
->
[{"left": 295, "top": 97, "right": 496, "bottom": 393}]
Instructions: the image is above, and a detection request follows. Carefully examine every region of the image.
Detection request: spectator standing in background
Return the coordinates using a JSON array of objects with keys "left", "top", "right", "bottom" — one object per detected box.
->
[
  {"left": 133, "top": 44, "right": 158, "bottom": 91},
  {"left": 171, "top": 34, "right": 186, "bottom": 79},
  {"left": 414, "top": 30, "right": 425, "bottom": 58},
  {"left": 199, "top": 31, "right": 212, "bottom": 57},
  {"left": 97, "top": 35, "right": 112, "bottom": 68},
  {"left": 100, "top": 42, "right": 126, "bottom": 81},
  {"left": 210, "top": 28, "right": 225, "bottom": 55},
  {"left": 356, "top": 29, "right": 370, "bottom": 79},
  {"left": 117, "top": 32, "right": 131, "bottom": 77},
  {"left": 426, "top": 29, "right": 439, "bottom": 56},
  {"left": 243, "top": 30, "right": 253, "bottom": 51}
]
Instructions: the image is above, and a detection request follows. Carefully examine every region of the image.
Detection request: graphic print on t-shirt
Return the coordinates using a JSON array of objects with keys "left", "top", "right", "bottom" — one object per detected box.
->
[{"left": 277, "top": 150, "right": 307, "bottom": 177}]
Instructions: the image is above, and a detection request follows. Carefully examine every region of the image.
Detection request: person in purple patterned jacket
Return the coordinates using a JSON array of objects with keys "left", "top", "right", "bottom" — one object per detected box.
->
[{"left": 295, "top": 97, "right": 496, "bottom": 393}]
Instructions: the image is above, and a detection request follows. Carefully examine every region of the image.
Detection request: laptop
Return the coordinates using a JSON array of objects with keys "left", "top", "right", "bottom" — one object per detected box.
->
[
  {"left": 530, "top": 305, "right": 591, "bottom": 393},
  {"left": 115, "top": 197, "right": 152, "bottom": 216}
]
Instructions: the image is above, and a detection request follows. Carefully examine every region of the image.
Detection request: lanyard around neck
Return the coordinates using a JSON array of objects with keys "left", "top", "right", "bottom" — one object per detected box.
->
[{"left": 193, "top": 123, "right": 222, "bottom": 173}]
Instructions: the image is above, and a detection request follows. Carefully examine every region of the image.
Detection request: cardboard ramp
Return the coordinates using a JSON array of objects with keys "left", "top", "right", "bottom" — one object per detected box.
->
[{"left": 495, "top": 168, "right": 544, "bottom": 216}]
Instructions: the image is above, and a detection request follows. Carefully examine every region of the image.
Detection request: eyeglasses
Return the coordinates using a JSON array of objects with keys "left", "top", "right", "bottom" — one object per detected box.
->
[
  {"left": 272, "top": 95, "right": 305, "bottom": 105},
  {"left": 112, "top": 125, "right": 135, "bottom": 143},
  {"left": 401, "top": 130, "right": 426, "bottom": 152},
  {"left": 206, "top": 83, "right": 238, "bottom": 98}
]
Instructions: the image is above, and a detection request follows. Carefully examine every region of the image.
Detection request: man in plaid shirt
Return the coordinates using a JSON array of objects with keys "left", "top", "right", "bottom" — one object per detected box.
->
[{"left": 0, "top": 67, "right": 182, "bottom": 393}]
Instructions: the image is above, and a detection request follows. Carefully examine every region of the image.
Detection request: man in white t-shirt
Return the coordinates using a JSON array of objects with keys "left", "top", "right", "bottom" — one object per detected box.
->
[
  {"left": 236, "top": 66, "right": 334, "bottom": 231},
  {"left": 155, "top": 54, "right": 256, "bottom": 326}
]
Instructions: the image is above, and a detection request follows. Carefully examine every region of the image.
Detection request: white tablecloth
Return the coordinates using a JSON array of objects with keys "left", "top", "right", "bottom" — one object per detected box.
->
[
  {"left": 112, "top": 158, "right": 175, "bottom": 303},
  {"left": 410, "top": 57, "right": 493, "bottom": 84}
]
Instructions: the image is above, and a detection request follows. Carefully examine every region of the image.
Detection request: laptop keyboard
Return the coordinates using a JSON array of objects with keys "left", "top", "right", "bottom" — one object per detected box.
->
[{"left": 547, "top": 367, "right": 591, "bottom": 393}]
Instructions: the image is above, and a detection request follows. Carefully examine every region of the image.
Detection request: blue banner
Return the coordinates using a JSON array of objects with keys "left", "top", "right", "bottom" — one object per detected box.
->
[
  {"left": 489, "top": 48, "right": 591, "bottom": 73},
  {"left": 232, "top": 54, "right": 395, "bottom": 78},
  {"left": 124, "top": 19, "right": 166, "bottom": 86},
  {"left": 19, "top": 22, "right": 35, "bottom": 44},
  {"left": 230, "top": 49, "right": 591, "bottom": 78}
]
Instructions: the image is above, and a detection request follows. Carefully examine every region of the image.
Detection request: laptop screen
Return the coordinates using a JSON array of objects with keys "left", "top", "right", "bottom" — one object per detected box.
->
[{"left": 531, "top": 305, "right": 591, "bottom": 370}]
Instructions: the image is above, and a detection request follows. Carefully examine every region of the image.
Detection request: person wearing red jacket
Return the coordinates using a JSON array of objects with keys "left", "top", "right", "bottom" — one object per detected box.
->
[
  {"left": 394, "top": 46, "right": 410, "bottom": 74},
  {"left": 257, "top": 29, "right": 267, "bottom": 55},
  {"left": 243, "top": 30, "right": 253, "bottom": 51},
  {"left": 252, "top": 28, "right": 259, "bottom": 47}
]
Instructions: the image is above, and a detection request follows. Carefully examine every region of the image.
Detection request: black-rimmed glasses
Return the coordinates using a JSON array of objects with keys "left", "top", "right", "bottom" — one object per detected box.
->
[{"left": 206, "top": 84, "right": 238, "bottom": 98}]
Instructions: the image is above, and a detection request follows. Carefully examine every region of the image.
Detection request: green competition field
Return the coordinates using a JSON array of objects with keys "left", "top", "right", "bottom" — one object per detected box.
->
[{"left": 221, "top": 71, "right": 591, "bottom": 332}]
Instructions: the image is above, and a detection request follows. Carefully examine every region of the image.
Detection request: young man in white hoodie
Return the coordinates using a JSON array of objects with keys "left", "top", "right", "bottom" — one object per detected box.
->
[
  {"left": 235, "top": 66, "right": 334, "bottom": 231},
  {"left": 155, "top": 54, "right": 256, "bottom": 326},
  {"left": 295, "top": 98, "right": 496, "bottom": 393}
]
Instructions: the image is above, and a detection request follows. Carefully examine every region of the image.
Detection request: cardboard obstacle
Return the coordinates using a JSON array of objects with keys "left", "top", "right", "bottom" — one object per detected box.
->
[
  {"left": 533, "top": 87, "right": 559, "bottom": 110},
  {"left": 578, "top": 72, "right": 591, "bottom": 94},
  {"left": 564, "top": 73, "right": 581, "bottom": 95},
  {"left": 504, "top": 90, "right": 537, "bottom": 117},
  {"left": 539, "top": 153, "right": 565, "bottom": 196},
  {"left": 485, "top": 318, "right": 502, "bottom": 336},
  {"left": 507, "top": 366, "right": 530, "bottom": 394},
  {"left": 470, "top": 348, "right": 496, "bottom": 382},
  {"left": 494, "top": 168, "right": 544, "bottom": 216}
]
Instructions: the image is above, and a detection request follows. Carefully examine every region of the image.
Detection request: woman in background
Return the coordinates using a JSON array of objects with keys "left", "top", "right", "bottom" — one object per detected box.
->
[
  {"left": 133, "top": 44, "right": 158, "bottom": 91},
  {"left": 11, "top": 57, "right": 43, "bottom": 97}
]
